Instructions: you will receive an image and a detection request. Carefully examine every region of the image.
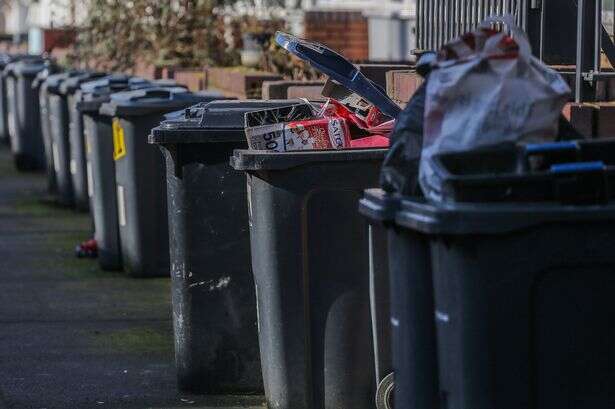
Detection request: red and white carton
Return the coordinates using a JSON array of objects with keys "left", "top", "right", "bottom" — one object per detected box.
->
[{"left": 246, "top": 117, "right": 351, "bottom": 152}]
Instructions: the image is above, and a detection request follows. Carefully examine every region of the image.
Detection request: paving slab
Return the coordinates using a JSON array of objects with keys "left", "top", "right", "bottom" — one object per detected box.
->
[{"left": 0, "top": 147, "right": 264, "bottom": 409}]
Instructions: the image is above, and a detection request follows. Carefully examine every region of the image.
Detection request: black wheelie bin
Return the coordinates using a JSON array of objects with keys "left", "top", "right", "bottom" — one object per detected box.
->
[
  {"left": 98, "top": 87, "right": 224, "bottom": 277},
  {"left": 229, "top": 32, "right": 400, "bottom": 409},
  {"left": 0, "top": 53, "right": 28, "bottom": 146},
  {"left": 77, "top": 76, "right": 176, "bottom": 270},
  {"left": 4, "top": 57, "right": 48, "bottom": 170},
  {"left": 360, "top": 139, "right": 615, "bottom": 409},
  {"left": 34, "top": 63, "right": 61, "bottom": 192},
  {"left": 151, "top": 100, "right": 343, "bottom": 394},
  {"left": 61, "top": 72, "right": 107, "bottom": 210},
  {"left": 46, "top": 70, "right": 89, "bottom": 205}
]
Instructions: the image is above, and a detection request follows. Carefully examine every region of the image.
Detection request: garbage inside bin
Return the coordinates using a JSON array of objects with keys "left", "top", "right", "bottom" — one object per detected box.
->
[
  {"left": 98, "top": 87, "right": 225, "bottom": 277},
  {"left": 419, "top": 15, "right": 570, "bottom": 202},
  {"left": 77, "top": 78, "right": 184, "bottom": 271},
  {"left": 4, "top": 57, "right": 49, "bottom": 170},
  {"left": 360, "top": 138, "right": 615, "bottom": 409},
  {"left": 241, "top": 32, "right": 402, "bottom": 152}
]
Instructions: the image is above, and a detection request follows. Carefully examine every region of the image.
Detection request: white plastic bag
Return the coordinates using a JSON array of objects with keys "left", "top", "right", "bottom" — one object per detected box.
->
[{"left": 420, "top": 15, "right": 571, "bottom": 202}]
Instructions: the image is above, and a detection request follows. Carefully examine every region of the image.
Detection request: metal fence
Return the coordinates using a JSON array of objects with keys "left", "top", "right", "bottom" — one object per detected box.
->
[{"left": 416, "top": 0, "right": 529, "bottom": 50}]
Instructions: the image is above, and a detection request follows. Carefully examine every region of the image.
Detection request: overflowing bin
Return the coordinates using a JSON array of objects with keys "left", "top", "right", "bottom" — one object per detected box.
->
[
  {"left": 4, "top": 57, "right": 48, "bottom": 170},
  {"left": 360, "top": 139, "right": 615, "bottom": 409},
  {"left": 77, "top": 76, "right": 175, "bottom": 270},
  {"left": 230, "top": 148, "right": 387, "bottom": 409},
  {"left": 98, "top": 87, "right": 224, "bottom": 277},
  {"left": 46, "top": 70, "right": 89, "bottom": 205},
  {"left": 61, "top": 72, "right": 107, "bottom": 210},
  {"left": 33, "top": 64, "right": 61, "bottom": 192},
  {"left": 151, "top": 100, "right": 340, "bottom": 394}
]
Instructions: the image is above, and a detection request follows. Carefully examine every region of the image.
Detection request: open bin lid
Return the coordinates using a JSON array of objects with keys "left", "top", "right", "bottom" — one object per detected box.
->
[
  {"left": 77, "top": 80, "right": 185, "bottom": 114},
  {"left": 99, "top": 87, "right": 222, "bottom": 117},
  {"left": 59, "top": 72, "right": 107, "bottom": 95},
  {"left": 149, "top": 100, "right": 304, "bottom": 145},
  {"left": 275, "top": 31, "right": 401, "bottom": 119}
]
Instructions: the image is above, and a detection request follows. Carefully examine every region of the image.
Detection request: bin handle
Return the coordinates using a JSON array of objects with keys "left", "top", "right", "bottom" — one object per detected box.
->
[
  {"left": 525, "top": 141, "right": 579, "bottom": 155},
  {"left": 549, "top": 161, "right": 606, "bottom": 174}
]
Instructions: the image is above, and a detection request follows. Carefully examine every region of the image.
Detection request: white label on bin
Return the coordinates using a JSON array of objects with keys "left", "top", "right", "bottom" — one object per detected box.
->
[
  {"left": 246, "top": 181, "right": 252, "bottom": 227},
  {"left": 86, "top": 161, "right": 93, "bottom": 198},
  {"left": 117, "top": 185, "right": 126, "bottom": 227},
  {"left": 52, "top": 143, "right": 60, "bottom": 173},
  {"left": 69, "top": 159, "right": 76, "bottom": 175},
  {"left": 435, "top": 311, "right": 450, "bottom": 323}
]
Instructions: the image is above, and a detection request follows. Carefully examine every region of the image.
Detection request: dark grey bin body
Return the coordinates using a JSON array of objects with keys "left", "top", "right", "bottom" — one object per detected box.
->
[
  {"left": 61, "top": 72, "right": 106, "bottom": 210},
  {"left": 99, "top": 87, "right": 221, "bottom": 277},
  {"left": 230, "top": 149, "right": 387, "bottom": 409},
  {"left": 150, "top": 100, "right": 309, "bottom": 394},
  {"left": 80, "top": 77, "right": 181, "bottom": 270},
  {"left": 0, "top": 54, "right": 23, "bottom": 145},
  {"left": 47, "top": 71, "right": 88, "bottom": 205},
  {"left": 34, "top": 68, "right": 63, "bottom": 193},
  {"left": 4, "top": 59, "right": 47, "bottom": 170},
  {"left": 360, "top": 137, "right": 615, "bottom": 409}
]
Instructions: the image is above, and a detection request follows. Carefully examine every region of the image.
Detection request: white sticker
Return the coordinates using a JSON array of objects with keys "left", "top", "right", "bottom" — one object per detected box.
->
[
  {"left": 117, "top": 185, "right": 126, "bottom": 227},
  {"left": 86, "top": 161, "right": 93, "bottom": 198},
  {"left": 69, "top": 159, "right": 76, "bottom": 175},
  {"left": 52, "top": 143, "right": 60, "bottom": 173}
]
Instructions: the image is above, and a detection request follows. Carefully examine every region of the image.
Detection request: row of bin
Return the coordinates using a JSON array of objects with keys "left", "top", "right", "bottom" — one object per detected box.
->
[
  {"left": 0, "top": 53, "right": 395, "bottom": 409},
  {"left": 3, "top": 43, "right": 615, "bottom": 409}
]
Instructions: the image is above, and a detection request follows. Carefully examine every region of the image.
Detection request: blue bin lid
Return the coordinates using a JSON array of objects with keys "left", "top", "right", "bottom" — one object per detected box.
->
[
  {"left": 45, "top": 70, "right": 88, "bottom": 94},
  {"left": 99, "top": 86, "right": 220, "bottom": 117},
  {"left": 275, "top": 31, "right": 401, "bottom": 119}
]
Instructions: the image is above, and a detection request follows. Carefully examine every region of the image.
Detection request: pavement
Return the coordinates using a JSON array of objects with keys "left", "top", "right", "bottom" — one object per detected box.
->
[{"left": 0, "top": 145, "right": 264, "bottom": 409}]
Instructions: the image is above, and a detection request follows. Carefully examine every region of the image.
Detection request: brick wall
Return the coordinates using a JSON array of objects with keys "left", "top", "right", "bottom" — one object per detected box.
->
[{"left": 304, "top": 11, "right": 368, "bottom": 61}]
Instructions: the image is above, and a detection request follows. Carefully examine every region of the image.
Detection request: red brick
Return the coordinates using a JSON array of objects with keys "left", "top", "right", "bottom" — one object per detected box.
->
[{"left": 174, "top": 68, "right": 206, "bottom": 92}]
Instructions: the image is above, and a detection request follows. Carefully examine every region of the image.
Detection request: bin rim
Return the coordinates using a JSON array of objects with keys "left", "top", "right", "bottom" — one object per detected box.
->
[
  {"left": 394, "top": 196, "right": 615, "bottom": 235},
  {"left": 98, "top": 87, "right": 214, "bottom": 117},
  {"left": 358, "top": 188, "right": 402, "bottom": 223},
  {"left": 46, "top": 70, "right": 88, "bottom": 94},
  {"left": 59, "top": 72, "right": 107, "bottom": 95},
  {"left": 230, "top": 148, "right": 387, "bottom": 171},
  {"left": 149, "top": 127, "right": 246, "bottom": 145}
]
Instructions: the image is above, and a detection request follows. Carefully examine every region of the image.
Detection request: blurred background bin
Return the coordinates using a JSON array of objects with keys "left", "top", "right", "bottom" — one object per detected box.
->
[
  {"left": 61, "top": 72, "right": 107, "bottom": 210},
  {"left": 33, "top": 64, "right": 61, "bottom": 193},
  {"left": 77, "top": 75, "right": 175, "bottom": 271},
  {"left": 98, "top": 87, "right": 224, "bottom": 277},
  {"left": 230, "top": 148, "right": 387, "bottom": 409},
  {"left": 151, "top": 100, "right": 324, "bottom": 394},
  {"left": 4, "top": 57, "right": 48, "bottom": 170},
  {"left": 360, "top": 140, "right": 615, "bottom": 409},
  {"left": 0, "top": 53, "right": 27, "bottom": 146},
  {"left": 46, "top": 70, "right": 88, "bottom": 206}
]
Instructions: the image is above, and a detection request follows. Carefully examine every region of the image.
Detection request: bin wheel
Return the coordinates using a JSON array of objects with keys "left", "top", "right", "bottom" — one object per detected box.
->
[{"left": 375, "top": 372, "right": 394, "bottom": 409}]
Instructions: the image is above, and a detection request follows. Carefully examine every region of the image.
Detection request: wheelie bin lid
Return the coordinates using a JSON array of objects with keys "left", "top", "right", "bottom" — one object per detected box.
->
[
  {"left": 77, "top": 79, "right": 185, "bottom": 114},
  {"left": 99, "top": 86, "right": 220, "bottom": 117},
  {"left": 45, "top": 70, "right": 88, "bottom": 94},
  {"left": 149, "top": 100, "right": 311, "bottom": 145},
  {"left": 3, "top": 57, "right": 48, "bottom": 78},
  {"left": 59, "top": 71, "right": 107, "bottom": 95},
  {"left": 230, "top": 148, "right": 387, "bottom": 171},
  {"left": 32, "top": 63, "right": 60, "bottom": 89},
  {"left": 274, "top": 31, "right": 401, "bottom": 119}
]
